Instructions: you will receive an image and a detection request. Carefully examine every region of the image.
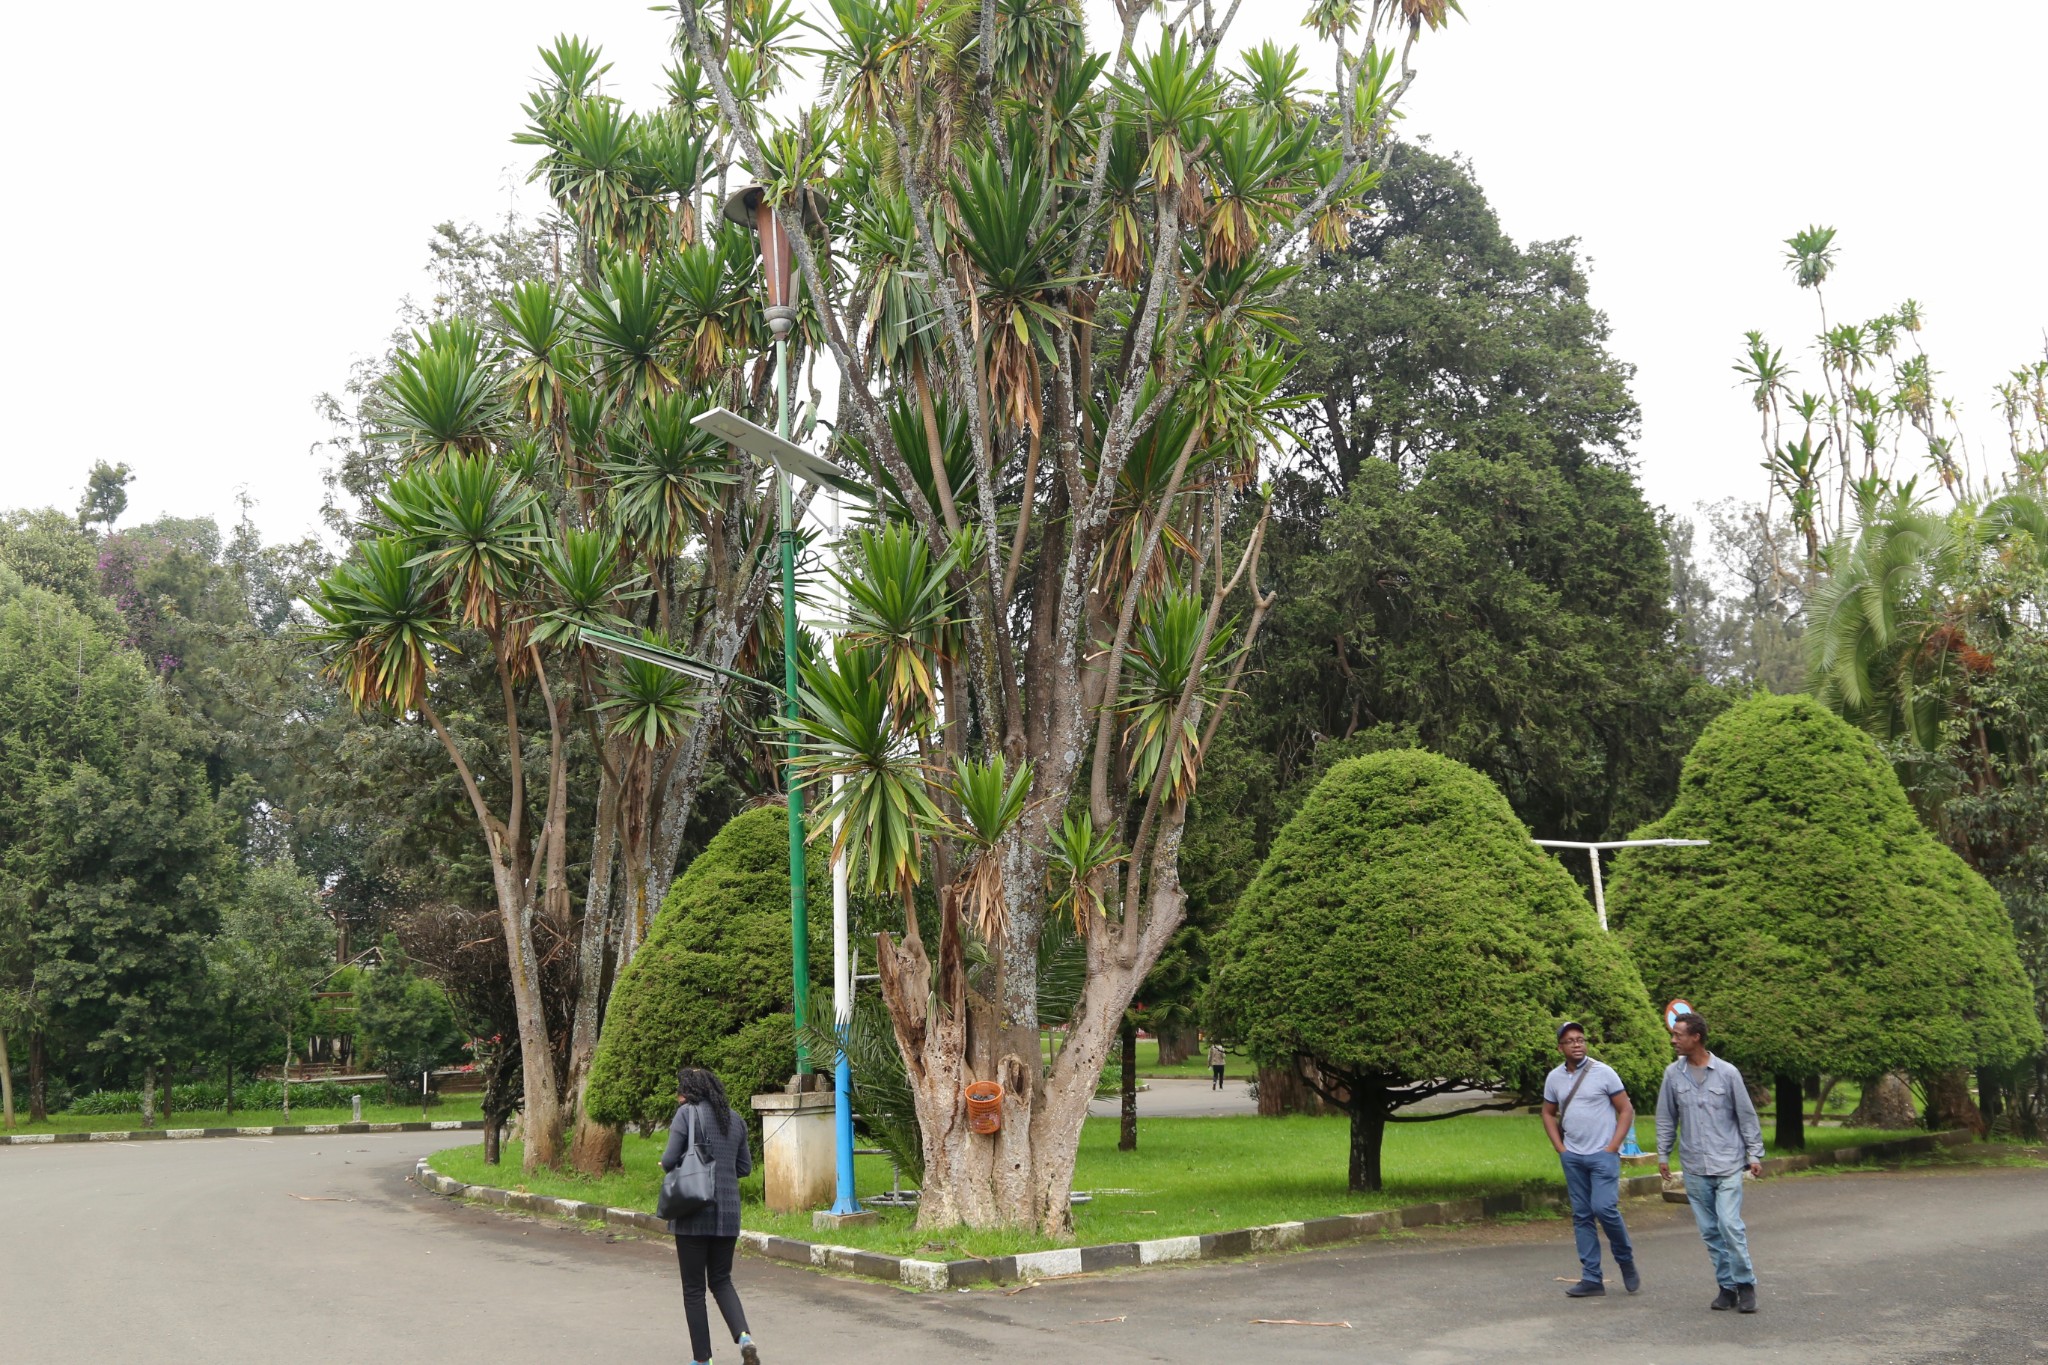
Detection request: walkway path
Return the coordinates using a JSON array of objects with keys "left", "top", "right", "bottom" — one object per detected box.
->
[
  {"left": 1084, "top": 1076, "right": 1513, "bottom": 1119},
  {"left": 3, "top": 1132, "right": 2043, "bottom": 1363},
  {"left": 1087, "top": 1075, "right": 1258, "bottom": 1117}
]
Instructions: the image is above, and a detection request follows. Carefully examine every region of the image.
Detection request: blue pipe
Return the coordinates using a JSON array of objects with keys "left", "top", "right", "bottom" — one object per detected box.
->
[{"left": 830, "top": 1042, "right": 860, "bottom": 1215}]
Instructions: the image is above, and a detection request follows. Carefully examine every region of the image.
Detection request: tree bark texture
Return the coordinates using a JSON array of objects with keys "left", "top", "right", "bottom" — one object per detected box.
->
[
  {"left": 141, "top": 1066, "right": 157, "bottom": 1130},
  {"left": 1977, "top": 1066, "right": 2005, "bottom": 1135},
  {"left": 0, "top": 1026, "right": 14, "bottom": 1130},
  {"left": 1919, "top": 1067, "right": 1985, "bottom": 1136},
  {"left": 491, "top": 858, "right": 565, "bottom": 1170},
  {"left": 1118, "top": 1018, "right": 1137, "bottom": 1151},
  {"left": 877, "top": 837, "right": 1191, "bottom": 1235},
  {"left": 1347, "top": 1097, "right": 1388, "bottom": 1193},
  {"left": 1155, "top": 1027, "right": 1196, "bottom": 1067},
  {"left": 28, "top": 1031, "right": 46, "bottom": 1123},
  {"left": 566, "top": 764, "right": 624, "bottom": 1175},
  {"left": 1257, "top": 1062, "right": 1330, "bottom": 1117},
  {"left": 481, "top": 1040, "right": 521, "bottom": 1166},
  {"left": 1849, "top": 1072, "right": 1918, "bottom": 1129},
  {"left": 1773, "top": 1073, "right": 1804, "bottom": 1151}
]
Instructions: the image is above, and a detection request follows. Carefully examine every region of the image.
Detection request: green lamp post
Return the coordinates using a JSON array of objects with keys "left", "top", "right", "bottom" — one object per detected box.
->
[{"left": 721, "top": 181, "right": 810, "bottom": 1076}]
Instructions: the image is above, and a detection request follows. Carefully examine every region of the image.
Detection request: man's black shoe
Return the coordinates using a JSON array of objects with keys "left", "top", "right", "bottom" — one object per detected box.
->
[
  {"left": 1564, "top": 1280, "right": 1605, "bottom": 1298},
  {"left": 1736, "top": 1284, "right": 1757, "bottom": 1314},
  {"left": 1710, "top": 1287, "right": 1737, "bottom": 1310},
  {"left": 1618, "top": 1261, "right": 1641, "bottom": 1294}
]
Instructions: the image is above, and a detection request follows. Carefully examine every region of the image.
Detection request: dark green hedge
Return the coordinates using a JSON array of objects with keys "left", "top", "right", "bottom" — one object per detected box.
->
[
  {"left": 585, "top": 806, "right": 829, "bottom": 1131},
  {"left": 1210, "top": 749, "right": 1667, "bottom": 1103},
  {"left": 1609, "top": 693, "right": 2041, "bottom": 1079}
]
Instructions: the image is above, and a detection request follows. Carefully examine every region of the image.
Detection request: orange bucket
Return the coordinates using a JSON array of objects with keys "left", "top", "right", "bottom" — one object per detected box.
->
[{"left": 963, "top": 1081, "right": 1004, "bottom": 1134}]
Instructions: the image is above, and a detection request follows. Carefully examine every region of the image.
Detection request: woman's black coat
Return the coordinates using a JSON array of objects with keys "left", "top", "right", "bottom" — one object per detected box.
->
[{"left": 660, "top": 1100, "right": 752, "bottom": 1238}]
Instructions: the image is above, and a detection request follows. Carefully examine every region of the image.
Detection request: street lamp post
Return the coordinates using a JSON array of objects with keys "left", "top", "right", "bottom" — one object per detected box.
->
[
  {"left": 721, "top": 185, "right": 811, "bottom": 1084},
  {"left": 705, "top": 182, "right": 865, "bottom": 1219}
]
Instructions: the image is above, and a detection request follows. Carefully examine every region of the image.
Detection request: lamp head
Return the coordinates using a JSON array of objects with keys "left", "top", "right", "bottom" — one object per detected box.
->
[{"left": 723, "top": 183, "right": 796, "bottom": 338}]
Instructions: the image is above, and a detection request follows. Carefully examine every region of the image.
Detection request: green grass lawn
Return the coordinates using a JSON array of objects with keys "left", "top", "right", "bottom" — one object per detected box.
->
[
  {"left": 428, "top": 1111, "right": 1903, "bottom": 1260},
  {"left": 5, "top": 1096, "right": 484, "bottom": 1135}
]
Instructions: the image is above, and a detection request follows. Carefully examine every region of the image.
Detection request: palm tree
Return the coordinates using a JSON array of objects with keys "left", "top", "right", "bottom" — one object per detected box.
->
[
  {"left": 1808, "top": 489, "right": 2048, "bottom": 750},
  {"left": 666, "top": 0, "right": 1441, "bottom": 1234},
  {"left": 312, "top": 460, "right": 578, "bottom": 1169},
  {"left": 315, "top": 51, "right": 824, "bottom": 1173}
]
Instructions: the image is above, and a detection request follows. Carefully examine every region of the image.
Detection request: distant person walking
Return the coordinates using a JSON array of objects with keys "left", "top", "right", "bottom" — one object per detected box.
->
[
  {"left": 1542, "top": 1021, "right": 1640, "bottom": 1298},
  {"left": 1208, "top": 1041, "right": 1227, "bottom": 1090},
  {"left": 1656, "top": 1012, "right": 1765, "bottom": 1315},
  {"left": 663, "top": 1068, "right": 762, "bottom": 1365}
]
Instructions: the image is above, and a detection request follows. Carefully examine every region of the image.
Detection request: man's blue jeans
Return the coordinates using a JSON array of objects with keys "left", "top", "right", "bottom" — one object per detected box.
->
[
  {"left": 1560, "top": 1150, "right": 1633, "bottom": 1283},
  {"left": 1682, "top": 1169, "right": 1756, "bottom": 1288}
]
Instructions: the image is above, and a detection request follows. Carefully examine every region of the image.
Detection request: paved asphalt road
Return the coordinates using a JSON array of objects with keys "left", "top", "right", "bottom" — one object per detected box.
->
[{"left": 3, "top": 1132, "right": 2044, "bottom": 1364}]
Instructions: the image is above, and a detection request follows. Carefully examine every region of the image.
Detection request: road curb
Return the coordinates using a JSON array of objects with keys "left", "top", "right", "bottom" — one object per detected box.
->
[
  {"left": 3, "top": 1120, "right": 483, "bottom": 1146},
  {"left": 412, "top": 1128, "right": 1974, "bottom": 1292},
  {"left": 411, "top": 1129, "right": 1966, "bottom": 1293}
]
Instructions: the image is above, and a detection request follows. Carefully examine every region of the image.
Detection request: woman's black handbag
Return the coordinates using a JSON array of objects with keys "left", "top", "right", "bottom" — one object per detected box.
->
[{"left": 656, "top": 1104, "right": 717, "bottom": 1221}]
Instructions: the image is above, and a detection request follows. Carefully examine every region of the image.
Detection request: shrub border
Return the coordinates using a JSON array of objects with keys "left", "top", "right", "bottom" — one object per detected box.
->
[
  {"left": 412, "top": 1127, "right": 1973, "bottom": 1290},
  {"left": 2, "top": 1120, "right": 483, "bottom": 1146}
]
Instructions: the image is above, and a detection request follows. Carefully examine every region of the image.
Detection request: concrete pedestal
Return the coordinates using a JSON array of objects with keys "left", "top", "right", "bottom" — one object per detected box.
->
[
  {"left": 750, "top": 1091, "right": 837, "bottom": 1214},
  {"left": 812, "top": 1208, "right": 879, "bottom": 1231}
]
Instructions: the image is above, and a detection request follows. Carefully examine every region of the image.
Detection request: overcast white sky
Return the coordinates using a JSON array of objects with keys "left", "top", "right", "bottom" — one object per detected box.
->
[{"left": 6, "top": 1, "right": 2043, "bottom": 548}]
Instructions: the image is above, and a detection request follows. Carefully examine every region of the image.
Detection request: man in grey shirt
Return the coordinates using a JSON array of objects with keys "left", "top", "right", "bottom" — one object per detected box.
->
[
  {"left": 1656, "top": 1010, "right": 1765, "bottom": 1314},
  {"left": 1542, "top": 1021, "right": 1639, "bottom": 1297}
]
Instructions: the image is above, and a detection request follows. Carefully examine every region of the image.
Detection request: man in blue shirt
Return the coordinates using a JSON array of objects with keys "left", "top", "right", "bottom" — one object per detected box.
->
[
  {"left": 1655, "top": 1010, "right": 1765, "bottom": 1314},
  {"left": 1542, "top": 1021, "right": 1639, "bottom": 1298}
]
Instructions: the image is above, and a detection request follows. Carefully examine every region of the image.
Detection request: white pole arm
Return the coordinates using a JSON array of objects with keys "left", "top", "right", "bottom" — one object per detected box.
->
[
  {"left": 1531, "top": 839, "right": 1711, "bottom": 851},
  {"left": 1530, "top": 839, "right": 1710, "bottom": 931}
]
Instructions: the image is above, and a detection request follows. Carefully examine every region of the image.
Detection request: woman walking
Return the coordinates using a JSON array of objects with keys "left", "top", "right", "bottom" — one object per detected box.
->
[{"left": 662, "top": 1068, "right": 760, "bottom": 1365}]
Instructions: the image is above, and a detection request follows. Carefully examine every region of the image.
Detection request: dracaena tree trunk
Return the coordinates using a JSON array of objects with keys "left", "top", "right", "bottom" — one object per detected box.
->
[
  {"left": 677, "top": 0, "right": 1443, "bottom": 1234},
  {"left": 561, "top": 535, "right": 785, "bottom": 1176},
  {"left": 489, "top": 850, "right": 566, "bottom": 1169},
  {"left": 565, "top": 759, "right": 625, "bottom": 1174}
]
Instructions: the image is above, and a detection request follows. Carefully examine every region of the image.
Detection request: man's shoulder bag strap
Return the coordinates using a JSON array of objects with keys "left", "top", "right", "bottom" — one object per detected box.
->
[{"left": 1556, "top": 1059, "right": 1595, "bottom": 1133}]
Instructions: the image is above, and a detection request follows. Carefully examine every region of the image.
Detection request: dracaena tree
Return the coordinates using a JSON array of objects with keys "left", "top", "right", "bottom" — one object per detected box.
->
[
  {"left": 636, "top": 0, "right": 1466, "bottom": 1233},
  {"left": 311, "top": 29, "right": 827, "bottom": 1172},
  {"left": 1735, "top": 227, "right": 2048, "bottom": 583}
]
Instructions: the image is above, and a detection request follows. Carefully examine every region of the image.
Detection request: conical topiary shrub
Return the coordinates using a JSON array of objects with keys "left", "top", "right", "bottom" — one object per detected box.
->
[
  {"left": 1607, "top": 693, "right": 2040, "bottom": 1149},
  {"left": 1209, "top": 749, "right": 1666, "bottom": 1192},
  {"left": 585, "top": 806, "right": 828, "bottom": 1138}
]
